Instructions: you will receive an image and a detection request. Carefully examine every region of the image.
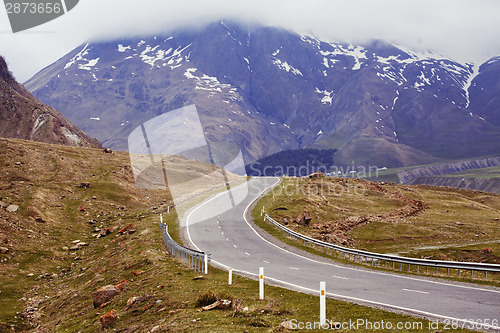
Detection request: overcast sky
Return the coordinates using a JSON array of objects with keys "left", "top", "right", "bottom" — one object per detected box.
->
[{"left": 1, "top": 0, "right": 500, "bottom": 83}]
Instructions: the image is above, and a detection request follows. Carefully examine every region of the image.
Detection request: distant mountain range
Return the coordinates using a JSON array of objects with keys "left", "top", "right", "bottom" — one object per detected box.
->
[
  {"left": 25, "top": 21, "right": 500, "bottom": 167},
  {"left": 0, "top": 56, "right": 100, "bottom": 148}
]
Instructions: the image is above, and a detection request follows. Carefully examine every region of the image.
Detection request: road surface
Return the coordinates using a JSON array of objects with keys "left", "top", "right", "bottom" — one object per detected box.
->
[{"left": 184, "top": 177, "right": 500, "bottom": 329}]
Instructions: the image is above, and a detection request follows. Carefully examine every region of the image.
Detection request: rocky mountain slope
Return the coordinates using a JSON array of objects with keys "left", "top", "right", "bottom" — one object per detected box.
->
[
  {"left": 0, "top": 56, "right": 100, "bottom": 148},
  {"left": 25, "top": 21, "right": 500, "bottom": 167}
]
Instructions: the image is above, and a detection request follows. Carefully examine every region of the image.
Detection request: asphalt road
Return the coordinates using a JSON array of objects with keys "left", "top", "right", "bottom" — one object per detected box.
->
[{"left": 184, "top": 177, "right": 500, "bottom": 329}]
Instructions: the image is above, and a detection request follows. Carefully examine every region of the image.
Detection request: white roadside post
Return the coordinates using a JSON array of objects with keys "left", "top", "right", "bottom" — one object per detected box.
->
[
  {"left": 229, "top": 268, "right": 233, "bottom": 285},
  {"left": 320, "top": 281, "right": 326, "bottom": 326},
  {"left": 160, "top": 213, "right": 163, "bottom": 224},
  {"left": 204, "top": 253, "right": 208, "bottom": 274},
  {"left": 259, "top": 267, "right": 264, "bottom": 300}
]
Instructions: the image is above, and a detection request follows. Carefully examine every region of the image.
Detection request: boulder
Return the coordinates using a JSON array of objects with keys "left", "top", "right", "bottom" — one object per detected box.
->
[
  {"left": 103, "top": 148, "right": 113, "bottom": 153},
  {"left": 99, "top": 310, "right": 117, "bottom": 329},
  {"left": 78, "top": 182, "right": 90, "bottom": 188},
  {"left": 0, "top": 247, "right": 9, "bottom": 254},
  {"left": 295, "top": 211, "right": 312, "bottom": 226},
  {"left": 6, "top": 205, "right": 18, "bottom": 213},
  {"left": 93, "top": 285, "right": 119, "bottom": 308}
]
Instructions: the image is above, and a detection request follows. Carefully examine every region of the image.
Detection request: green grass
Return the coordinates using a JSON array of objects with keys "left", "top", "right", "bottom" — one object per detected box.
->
[
  {"left": 0, "top": 138, "right": 487, "bottom": 331},
  {"left": 251, "top": 177, "right": 500, "bottom": 286}
]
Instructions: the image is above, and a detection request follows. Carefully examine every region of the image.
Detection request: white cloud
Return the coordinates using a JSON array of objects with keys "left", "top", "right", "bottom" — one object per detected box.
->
[{"left": 1, "top": 0, "right": 500, "bottom": 82}]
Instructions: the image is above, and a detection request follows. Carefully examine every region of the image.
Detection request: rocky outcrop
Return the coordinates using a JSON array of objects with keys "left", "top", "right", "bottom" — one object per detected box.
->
[{"left": 0, "top": 56, "right": 101, "bottom": 148}]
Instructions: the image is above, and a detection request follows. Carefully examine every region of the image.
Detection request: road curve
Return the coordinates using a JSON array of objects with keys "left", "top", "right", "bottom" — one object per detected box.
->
[{"left": 184, "top": 177, "right": 500, "bottom": 329}]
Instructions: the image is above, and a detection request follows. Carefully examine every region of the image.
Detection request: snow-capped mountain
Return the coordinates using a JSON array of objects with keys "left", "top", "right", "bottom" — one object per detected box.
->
[{"left": 25, "top": 21, "right": 500, "bottom": 167}]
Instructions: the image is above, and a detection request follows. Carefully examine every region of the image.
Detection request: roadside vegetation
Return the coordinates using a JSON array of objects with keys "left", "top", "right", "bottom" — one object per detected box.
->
[
  {"left": 252, "top": 176, "right": 500, "bottom": 284},
  {"left": 0, "top": 138, "right": 479, "bottom": 331}
]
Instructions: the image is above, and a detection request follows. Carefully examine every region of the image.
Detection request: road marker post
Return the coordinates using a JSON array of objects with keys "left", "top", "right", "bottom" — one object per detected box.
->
[
  {"left": 160, "top": 214, "right": 163, "bottom": 224},
  {"left": 204, "top": 253, "right": 208, "bottom": 275},
  {"left": 320, "top": 281, "right": 326, "bottom": 326},
  {"left": 229, "top": 268, "right": 233, "bottom": 285},
  {"left": 259, "top": 267, "right": 264, "bottom": 300}
]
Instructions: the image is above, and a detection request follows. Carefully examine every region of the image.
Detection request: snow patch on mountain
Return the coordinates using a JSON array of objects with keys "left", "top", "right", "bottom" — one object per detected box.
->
[
  {"left": 272, "top": 58, "right": 303, "bottom": 76},
  {"left": 315, "top": 88, "right": 334, "bottom": 105}
]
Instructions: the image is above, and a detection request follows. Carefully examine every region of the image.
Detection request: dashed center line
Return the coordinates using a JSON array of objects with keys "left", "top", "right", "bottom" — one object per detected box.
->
[
  {"left": 221, "top": 231, "right": 224, "bottom": 235},
  {"left": 226, "top": 238, "right": 230, "bottom": 242},
  {"left": 263, "top": 260, "right": 270, "bottom": 264},
  {"left": 233, "top": 244, "right": 238, "bottom": 248},
  {"left": 403, "top": 288, "right": 429, "bottom": 295},
  {"left": 244, "top": 252, "right": 251, "bottom": 256},
  {"left": 332, "top": 275, "right": 349, "bottom": 280},
  {"left": 289, "top": 267, "right": 300, "bottom": 270}
]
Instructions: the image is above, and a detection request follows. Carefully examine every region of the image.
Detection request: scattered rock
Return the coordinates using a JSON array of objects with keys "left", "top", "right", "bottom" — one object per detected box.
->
[
  {"left": 14, "top": 162, "right": 22, "bottom": 166},
  {"left": 103, "top": 148, "right": 113, "bottom": 153},
  {"left": 93, "top": 285, "right": 119, "bottom": 308},
  {"left": 295, "top": 211, "right": 312, "bottom": 226},
  {"left": 100, "top": 310, "right": 118, "bottom": 329},
  {"left": 133, "top": 270, "right": 144, "bottom": 277},
  {"left": 0, "top": 247, "right": 8, "bottom": 254},
  {"left": 119, "top": 224, "right": 136, "bottom": 235},
  {"left": 6, "top": 205, "right": 19, "bottom": 213},
  {"left": 192, "top": 275, "right": 205, "bottom": 280},
  {"left": 126, "top": 296, "right": 140, "bottom": 308},
  {"left": 78, "top": 182, "right": 90, "bottom": 189},
  {"left": 115, "top": 279, "right": 130, "bottom": 292},
  {"left": 91, "top": 196, "right": 97, "bottom": 200},
  {"left": 0, "top": 201, "right": 6, "bottom": 209}
]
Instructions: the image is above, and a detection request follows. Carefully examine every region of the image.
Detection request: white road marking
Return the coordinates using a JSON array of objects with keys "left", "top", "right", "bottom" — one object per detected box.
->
[
  {"left": 289, "top": 267, "right": 300, "bottom": 270},
  {"left": 186, "top": 177, "right": 500, "bottom": 330},
  {"left": 332, "top": 275, "right": 348, "bottom": 280},
  {"left": 263, "top": 260, "right": 270, "bottom": 264},
  {"left": 226, "top": 238, "right": 230, "bottom": 242},
  {"left": 403, "top": 288, "right": 429, "bottom": 295},
  {"left": 233, "top": 244, "right": 238, "bottom": 249},
  {"left": 221, "top": 231, "right": 224, "bottom": 235},
  {"left": 245, "top": 252, "right": 251, "bottom": 256}
]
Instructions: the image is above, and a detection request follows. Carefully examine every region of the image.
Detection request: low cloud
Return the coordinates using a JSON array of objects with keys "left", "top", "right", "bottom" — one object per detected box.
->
[{"left": 1, "top": 0, "right": 499, "bottom": 82}]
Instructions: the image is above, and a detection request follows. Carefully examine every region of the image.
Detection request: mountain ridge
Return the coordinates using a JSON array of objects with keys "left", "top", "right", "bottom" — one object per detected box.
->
[{"left": 24, "top": 21, "right": 500, "bottom": 167}]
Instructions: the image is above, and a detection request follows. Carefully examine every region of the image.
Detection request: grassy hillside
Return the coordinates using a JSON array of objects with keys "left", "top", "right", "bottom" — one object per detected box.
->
[
  {"left": 0, "top": 138, "right": 472, "bottom": 332},
  {"left": 254, "top": 177, "right": 500, "bottom": 268}
]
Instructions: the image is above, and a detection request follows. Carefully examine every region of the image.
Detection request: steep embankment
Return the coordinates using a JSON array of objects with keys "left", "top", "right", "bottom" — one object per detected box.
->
[
  {"left": 0, "top": 56, "right": 101, "bottom": 148},
  {"left": 397, "top": 157, "right": 500, "bottom": 193}
]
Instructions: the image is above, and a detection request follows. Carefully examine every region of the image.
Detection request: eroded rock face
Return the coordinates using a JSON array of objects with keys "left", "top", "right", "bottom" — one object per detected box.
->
[{"left": 0, "top": 56, "right": 101, "bottom": 148}]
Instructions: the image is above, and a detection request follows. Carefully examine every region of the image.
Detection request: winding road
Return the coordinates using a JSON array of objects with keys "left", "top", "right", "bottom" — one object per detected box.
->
[{"left": 183, "top": 177, "right": 500, "bottom": 329}]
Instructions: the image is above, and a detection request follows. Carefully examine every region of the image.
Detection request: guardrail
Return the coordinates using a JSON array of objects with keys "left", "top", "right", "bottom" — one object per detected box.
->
[
  {"left": 159, "top": 223, "right": 210, "bottom": 274},
  {"left": 264, "top": 214, "right": 500, "bottom": 280}
]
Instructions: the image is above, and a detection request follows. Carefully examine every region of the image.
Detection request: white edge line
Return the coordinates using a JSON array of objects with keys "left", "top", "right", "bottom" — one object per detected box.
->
[
  {"left": 213, "top": 261, "right": 499, "bottom": 330},
  {"left": 240, "top": 178, "right": 500, "bottom": 295},
  {"left": 185, "top": 177, "right": 500, "bottom": 325}
]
